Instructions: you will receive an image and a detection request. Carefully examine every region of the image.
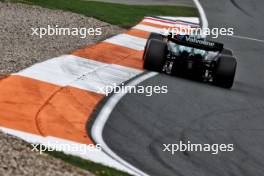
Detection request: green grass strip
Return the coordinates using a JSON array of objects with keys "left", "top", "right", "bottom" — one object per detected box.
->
[
  {"left": 46, "top": 150, "right": 131, "bottom": 176},
  {"left": 11, "top": 0, "right": 198, "bottom": 27}
]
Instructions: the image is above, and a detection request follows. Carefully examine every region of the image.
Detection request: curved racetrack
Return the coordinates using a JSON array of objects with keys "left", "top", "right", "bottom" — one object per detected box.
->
[{"left": 103, "top": 0, "right": 264, "bottom": 175}]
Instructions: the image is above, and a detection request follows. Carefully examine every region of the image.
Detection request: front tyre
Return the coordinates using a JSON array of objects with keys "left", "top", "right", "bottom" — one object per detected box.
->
[
  {"left": 213, "top": 55, "right": 237, "bottom": 89},
  {"left": 143, "top": 39, "right": 167, "bottom": 72}
]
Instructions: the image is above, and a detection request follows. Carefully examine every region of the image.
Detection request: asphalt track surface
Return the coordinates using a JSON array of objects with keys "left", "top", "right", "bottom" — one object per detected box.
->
[{"left": 102, "top": 0, "right": 264, "bottom": 175}]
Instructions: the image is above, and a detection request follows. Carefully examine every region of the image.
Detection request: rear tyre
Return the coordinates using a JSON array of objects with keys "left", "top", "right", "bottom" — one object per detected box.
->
[
  {"left": 143, "top": 39, "right": 167, "bottom": 72},
  {"left": 221, "top": 48, "right": 233, "bottom": 56},
  {"left": 148, "top": 32, "right": 163, "bottom": 41},
  {"left": 213, "top": 55, "right": 237, "bottom": 89},
  {"left": 144, "top": 33, "right": 164, "bottom": 59}
]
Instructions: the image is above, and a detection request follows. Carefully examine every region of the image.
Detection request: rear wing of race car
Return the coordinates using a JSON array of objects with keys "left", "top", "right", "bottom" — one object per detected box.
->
[{"left": 168, "top": 34, "right": 224, "bottom": 52}]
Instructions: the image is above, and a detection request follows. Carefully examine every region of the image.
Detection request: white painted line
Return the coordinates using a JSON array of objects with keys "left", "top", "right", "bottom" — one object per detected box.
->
[
  {"left": 230, "top": 35, "right": 264, "bottom": 44},
  {"left": 156, "top": 16, "right": 200, "bottom": 24},
  {"left": 192, "top": 0, "right": 208, "bottom": 38},
  {"left": 104, "top": 34, "right": 147, "bottom": 51},
  {"left": 91, "top": 72, "right": 158, "bottom": 176},
  {"left": 15, "top": 55, "right": 141, "bottom": 94},
  {"left": 133, "top": 24, "right": 164, "bottom": 34},
  {"left": 90, "top": 15, "right": 204, "bottom": 176},
  {"left": 191, "top": 0, "right": 264, "bottom": 45},
  {"left": 0, "top": 127, "right": 134, "bottom": 174}
]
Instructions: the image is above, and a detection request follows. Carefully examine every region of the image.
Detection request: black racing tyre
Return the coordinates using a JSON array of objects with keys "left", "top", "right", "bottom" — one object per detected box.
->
[
  {"left": 213, "top": 55, "right": 237, "bottom": 88},
  {"left": 144, "top": 33, "right": 164, "bottom": 59},
  {"left": 143, "top": 39, "right": 167, "bottom": 72},
  {"left": 148, "top": 32, "right": 163, "bottom": 41},
  {"left": 221, "top": 48, "right": 233, "bottom": 56}
]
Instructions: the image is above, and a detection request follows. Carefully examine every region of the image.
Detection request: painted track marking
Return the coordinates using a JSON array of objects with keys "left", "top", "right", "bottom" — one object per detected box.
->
[
  {"left": 0, "top": 16, "right": 199, "bottom": 175},
  {"left": 192, "top": 0, "right": 208, "bottom": 37},
  {"left": 91, "top": 72, "right": 158, "bottom": 176},
  {"left": 230, "top": 35, "right": 264, "bottom": 44}
]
